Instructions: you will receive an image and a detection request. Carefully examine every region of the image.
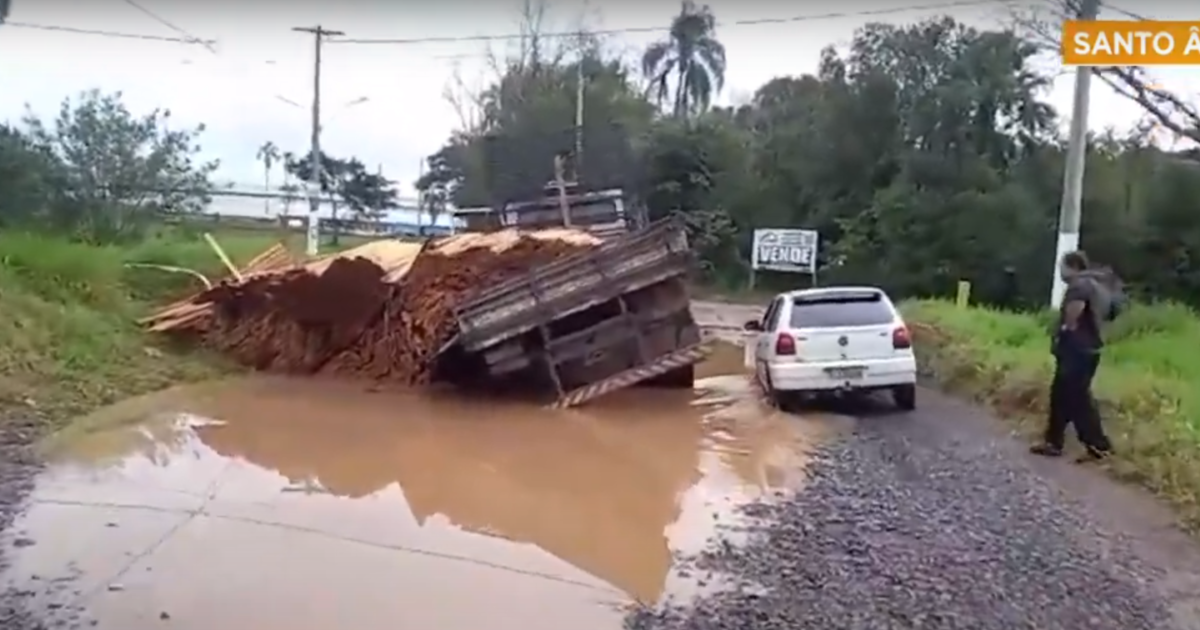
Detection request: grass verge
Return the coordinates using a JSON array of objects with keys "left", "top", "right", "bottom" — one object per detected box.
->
[
  {"left": 901, "top": 299, "right": 1200, "bottom": 530},
  {"left": 0, "top": 230, "right": 280, "bottom": 426}
]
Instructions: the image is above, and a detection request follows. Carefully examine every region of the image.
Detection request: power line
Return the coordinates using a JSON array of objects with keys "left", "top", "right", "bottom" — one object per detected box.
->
[
  {"left": 121, "top": 0, "right": 218, "bottom": 53},
  {"left": 328, "top": 0, "right": 1023, "bottom": 46},
  {"left": 1101, "top": 2, "right": 1151, "bottom": 22},
  {"left": 2, "top": 20, "right": 214, "bottom": 44},
  {"left": 114, "top": 0, "right": 305, "bottom": 118}
]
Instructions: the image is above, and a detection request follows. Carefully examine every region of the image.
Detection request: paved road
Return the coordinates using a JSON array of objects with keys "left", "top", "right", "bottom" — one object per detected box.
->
[{"left": 661, "top": 300, "right": 1200, "bottom": 629}]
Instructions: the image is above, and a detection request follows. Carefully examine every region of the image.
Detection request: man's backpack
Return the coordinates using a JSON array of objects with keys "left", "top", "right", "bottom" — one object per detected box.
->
[{"left": 1086, "top": 270, "right": 1126, "bottom": 324}]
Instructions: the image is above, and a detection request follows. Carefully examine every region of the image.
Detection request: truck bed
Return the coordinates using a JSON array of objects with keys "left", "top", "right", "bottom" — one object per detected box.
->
[{"left": 451, "top": 218, "right": 691, "bottom": 353}]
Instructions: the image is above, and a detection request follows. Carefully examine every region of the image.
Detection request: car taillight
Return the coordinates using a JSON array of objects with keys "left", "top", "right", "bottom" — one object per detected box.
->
[
  {"left": 892, "top": 325, "right": 912, "bottom": 349},
  {"left": 775, "top": 332, "right": 797, "bottom": 355}
]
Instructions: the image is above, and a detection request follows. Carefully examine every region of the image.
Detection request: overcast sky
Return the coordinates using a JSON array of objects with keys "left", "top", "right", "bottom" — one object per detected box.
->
[{"left": 1, "top": 0, "right": 1196, "bottom": 198}]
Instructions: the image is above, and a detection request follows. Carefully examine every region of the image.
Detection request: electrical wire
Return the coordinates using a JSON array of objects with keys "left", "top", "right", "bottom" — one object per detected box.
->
[
  {"left": 1, "top": 20, "right": 213, "bottom": 44},
  {"left": 122, "top": 0, "right": 218, "bottom": 53},
  {"left": 329, "top": 0, "right": 1026, "bottom": 45},
  {"left": 114, "top": 0, "right": 305, "bottom": 115},
  {"left": 1101, "top": 2, "right": 1151, "bottom": 22}
]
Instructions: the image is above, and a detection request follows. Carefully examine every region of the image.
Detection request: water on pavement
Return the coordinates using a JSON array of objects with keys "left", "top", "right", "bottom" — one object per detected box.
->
[{"left": 2, "top": 342, "right": 835, "bottom": 630}]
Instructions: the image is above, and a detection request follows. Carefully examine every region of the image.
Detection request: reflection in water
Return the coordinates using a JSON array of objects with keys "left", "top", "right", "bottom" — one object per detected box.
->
[{"left": 12, "top": 342, "right": 830, "bottom": 630}]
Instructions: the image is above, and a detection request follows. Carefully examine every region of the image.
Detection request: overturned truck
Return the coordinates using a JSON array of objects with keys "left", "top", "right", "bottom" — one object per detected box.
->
[{"left": 439, "top": 218, "right": 707, "bottom": 408}]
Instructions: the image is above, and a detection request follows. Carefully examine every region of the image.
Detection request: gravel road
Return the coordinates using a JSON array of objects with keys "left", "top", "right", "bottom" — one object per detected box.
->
[{"left": 625, "top": 388, "right": 1200, "bottom": 630}]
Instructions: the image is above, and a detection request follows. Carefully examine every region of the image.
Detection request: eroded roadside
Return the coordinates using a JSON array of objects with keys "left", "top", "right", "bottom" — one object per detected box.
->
[{"left": 0, "top": 410, "right": 49, "bottom": 629}]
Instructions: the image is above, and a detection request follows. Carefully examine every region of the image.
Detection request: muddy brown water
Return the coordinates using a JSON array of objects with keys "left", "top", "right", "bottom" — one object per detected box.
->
[{"left": 3, "top": 341, "right": 837, "bottom": 630}]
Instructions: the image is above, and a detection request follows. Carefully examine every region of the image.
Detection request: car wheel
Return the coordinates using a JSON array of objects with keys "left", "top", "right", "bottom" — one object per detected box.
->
[
  {"left": 762, "top": 371, "right": 790, "bottom": 410},
  {"left": 762, "top": 370, "right": 777, "bottom": 403},
  {"left": 775, "top": 390, "right": 807, "bottom": 413},
  {"left": 892, "top": 384, "right": 916, "bottom": 411}
]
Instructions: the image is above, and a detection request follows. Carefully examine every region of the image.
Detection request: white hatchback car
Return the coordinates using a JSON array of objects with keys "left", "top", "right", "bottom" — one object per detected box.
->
[{"left": 743, "top": 286, "right": 918, "bottom": 410}]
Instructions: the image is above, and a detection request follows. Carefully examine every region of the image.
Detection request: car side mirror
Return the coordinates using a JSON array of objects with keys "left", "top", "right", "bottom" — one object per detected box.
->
[{"left": 743, "top": 320, "right": 763, "bottom": 332}]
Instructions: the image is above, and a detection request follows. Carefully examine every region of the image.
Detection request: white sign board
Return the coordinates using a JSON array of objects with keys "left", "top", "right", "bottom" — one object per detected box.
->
[{"left": 751, "top": 228, "right": 819, "bottom": 273}]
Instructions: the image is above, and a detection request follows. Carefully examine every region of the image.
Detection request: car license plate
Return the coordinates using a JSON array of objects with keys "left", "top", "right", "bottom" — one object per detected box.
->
[{"left": 826, "top": 366, "right": 865, "bottom": 379}]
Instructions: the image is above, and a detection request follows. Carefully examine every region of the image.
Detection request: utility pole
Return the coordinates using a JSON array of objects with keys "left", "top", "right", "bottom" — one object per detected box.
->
[
  {"left": 574, "top": 48, "right": 584, "bottom": 181},
  {"left": 292, "top": 25, "right": 343, "bottom": 257},
  {"left": 573, "top": 0, "right": 589, "bottom": 181},
  {"left": 1050, "top": 0, "right": 1099, "bottom": 308}
]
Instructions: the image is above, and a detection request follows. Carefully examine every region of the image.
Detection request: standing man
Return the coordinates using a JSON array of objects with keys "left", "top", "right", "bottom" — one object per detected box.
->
[{"left": 1031, "top": 250, "right": 1114, "bottom": 462}]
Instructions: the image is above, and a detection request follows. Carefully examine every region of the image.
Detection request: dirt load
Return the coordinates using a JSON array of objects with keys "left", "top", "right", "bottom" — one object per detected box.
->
[{"left": 142, "top": 230, "right": 600, "bottom": 385}]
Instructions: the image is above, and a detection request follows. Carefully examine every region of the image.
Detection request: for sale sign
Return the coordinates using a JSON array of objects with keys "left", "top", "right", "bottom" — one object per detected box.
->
[{"left": 751, "top": 228, "right": 818, "bottom": 273}]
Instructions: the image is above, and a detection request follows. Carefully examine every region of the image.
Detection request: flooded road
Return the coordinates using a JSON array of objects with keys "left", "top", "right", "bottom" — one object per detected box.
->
[{"left": 3, "top": 342, "right": 836, "bottom": 630}]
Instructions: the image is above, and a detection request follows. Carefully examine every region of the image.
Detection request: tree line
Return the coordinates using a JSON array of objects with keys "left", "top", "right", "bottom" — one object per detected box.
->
[
  {"left": 415, "top": 2, "right": 1200, "bottom": 309},
  {"left": 0, "top": 89, "right": 400, "bottom": 244}
]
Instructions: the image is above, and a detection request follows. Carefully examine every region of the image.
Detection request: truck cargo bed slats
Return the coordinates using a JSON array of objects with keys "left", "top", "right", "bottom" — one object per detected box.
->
[{"left": 452, "top": 218, "right": 691, "bottom": 352}]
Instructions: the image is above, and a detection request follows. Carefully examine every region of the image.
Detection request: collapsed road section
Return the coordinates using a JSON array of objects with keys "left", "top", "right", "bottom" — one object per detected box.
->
[
  {"left": 141, "top": 218, "right": 707, "bottom": 407},
  {"left": 446, "top": 218, "right": 704, "bottom": 407}
]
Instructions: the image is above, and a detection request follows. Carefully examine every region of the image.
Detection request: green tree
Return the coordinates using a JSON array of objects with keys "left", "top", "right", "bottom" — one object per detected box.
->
[
  {"left": 417, "top": 7, "right": 1200, "bottom": 309},
  {"left": 12, "top": 89, "right": 217, "bottom": 243},
  {"left": 641, "top": 0, "right": 727, "bottom": 118},
  {"left": 417, "top": 33, "right": 654, "bottom": 210},
  {"left": 284, "top": 150, "right": 397, "bottom": 243}
]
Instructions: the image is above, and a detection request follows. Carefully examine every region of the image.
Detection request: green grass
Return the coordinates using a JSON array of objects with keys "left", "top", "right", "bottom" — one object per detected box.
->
[
  {"left": 0, "top": 230, "right": 281, "bottom": 424},
  {"left": 901, "top": 299, "right": 1200, "bottom": 529}
]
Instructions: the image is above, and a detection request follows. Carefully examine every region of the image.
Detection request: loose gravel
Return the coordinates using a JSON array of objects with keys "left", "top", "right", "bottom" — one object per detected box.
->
[
  {"left": 627, "top": 414, "right": 1178, "bottom": 630},
  {"left": 0, "top": 410, "right": 50, "bottom": 630}
]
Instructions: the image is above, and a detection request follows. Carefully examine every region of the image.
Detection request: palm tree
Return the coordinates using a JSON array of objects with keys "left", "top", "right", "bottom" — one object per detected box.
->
[
  {"left": 641, "top": 1, "right": 727, "bottom": 118},
  {"left": 255, "top": 141, "right": 281, "bottom": 216}
]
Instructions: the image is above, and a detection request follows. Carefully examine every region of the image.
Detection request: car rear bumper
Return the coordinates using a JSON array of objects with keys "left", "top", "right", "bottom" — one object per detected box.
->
[{"left": 767, "top": 356, "right": 916, "bottom": 392}]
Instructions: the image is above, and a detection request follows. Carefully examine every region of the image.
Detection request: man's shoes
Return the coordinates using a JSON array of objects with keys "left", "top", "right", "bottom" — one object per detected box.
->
[
  {"left": 1076, "top": 447, "right": 1113, "bottom": 463},
  {"left": 1030, "top": 443, "right": 1064, "bottom": 457}
]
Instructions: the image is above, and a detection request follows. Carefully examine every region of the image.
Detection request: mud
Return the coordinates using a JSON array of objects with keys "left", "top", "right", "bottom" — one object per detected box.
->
[
  {"left": 0, "top": 342, "right": 832, "bottom": 629},
  {"left": 319, "top": 238, "right": 592, "bottom": 384},
  {"left": 168, "top": 235, "right": 598, "bottom": 385},
  {"left": 0, "top": 409, "right": 44, "bottom": 629}
]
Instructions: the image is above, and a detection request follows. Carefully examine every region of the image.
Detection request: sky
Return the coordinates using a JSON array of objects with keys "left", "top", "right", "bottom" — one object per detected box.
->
[{"left": 1, "top": 0, "right": 1198, "bottom": 204}]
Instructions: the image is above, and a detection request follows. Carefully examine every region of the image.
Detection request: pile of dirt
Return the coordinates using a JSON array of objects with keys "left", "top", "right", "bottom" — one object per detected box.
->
[{"left": 142, "top": 230, "right": 600, "bottom": 385}]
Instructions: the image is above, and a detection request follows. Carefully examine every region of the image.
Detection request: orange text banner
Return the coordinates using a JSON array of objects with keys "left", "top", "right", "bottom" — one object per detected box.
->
[{"left": 1063, "top": 21, "right": 1200, "bottom": 65}]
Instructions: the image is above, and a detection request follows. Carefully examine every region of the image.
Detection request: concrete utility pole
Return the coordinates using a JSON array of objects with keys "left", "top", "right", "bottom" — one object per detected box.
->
[
  {"left": 1050, "top": 0, "right": 1099, "bottom": 308},
  {"left": 573, "top": 0, "right": 589, "bottom": 181},
  {"left": 292, "top": 25, "right": 343, "bottom": 257},
  {"left": 574, "top": 42, "right": 585, "bottom": 179}
]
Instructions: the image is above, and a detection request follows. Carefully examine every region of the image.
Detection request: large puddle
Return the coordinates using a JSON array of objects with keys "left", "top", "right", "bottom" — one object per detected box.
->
[{"left": 3, "top": 342, "right": 835, "bottom": 629}]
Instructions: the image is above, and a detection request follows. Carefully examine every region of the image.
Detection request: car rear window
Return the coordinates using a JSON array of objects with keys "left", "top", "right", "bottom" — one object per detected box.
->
[{"left": 789, "top": 293, "right": 894, "bottom": 328}]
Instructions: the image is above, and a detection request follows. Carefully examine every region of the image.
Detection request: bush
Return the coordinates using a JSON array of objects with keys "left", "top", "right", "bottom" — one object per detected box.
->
[
  {"left": 0, "top": 230, "right": 278, "bottom": 421},
  {"left": 902, "top": 299, "right": 1200, "bottom": 529}
]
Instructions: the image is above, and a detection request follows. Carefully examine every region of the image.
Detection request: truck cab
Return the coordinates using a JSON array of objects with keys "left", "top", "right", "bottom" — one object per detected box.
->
[{"left": 452, "top": 181, "right": 645, "bottom": 241}]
